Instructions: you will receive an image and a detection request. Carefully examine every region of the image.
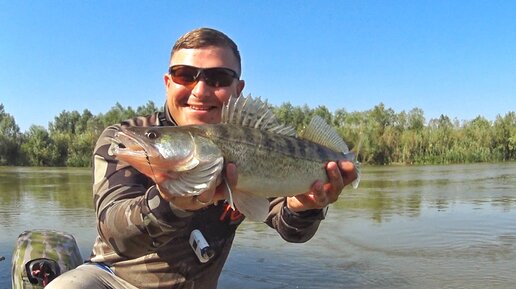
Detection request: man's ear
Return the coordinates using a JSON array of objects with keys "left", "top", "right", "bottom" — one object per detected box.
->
[
  {"left": 236, "top": 80, "right": 245, "bottom": 95},
  {"left": 164, "top": 74, "right": 172, "bottom": 88}
]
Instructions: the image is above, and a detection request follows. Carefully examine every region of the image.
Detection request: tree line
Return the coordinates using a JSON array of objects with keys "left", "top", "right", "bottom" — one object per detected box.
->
[
  {"left": 0, "top": 102, "right": 158, "bottom": 167},
  {"left": 1, "top": 101, "right": 515, "bottom": 167}
]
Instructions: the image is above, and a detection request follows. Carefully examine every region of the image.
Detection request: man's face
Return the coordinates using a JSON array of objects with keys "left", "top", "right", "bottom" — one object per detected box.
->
[{"left": 164, "top": 46, "right": 245, "bottom": 126}]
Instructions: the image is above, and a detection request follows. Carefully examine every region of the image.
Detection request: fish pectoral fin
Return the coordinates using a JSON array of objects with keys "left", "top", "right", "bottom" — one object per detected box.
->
[
  {"left": 160, "top": 156, "right": 224, "bottom": 197},
  {"left": 233, "top": 192, "right": 270, "bottom": 222},
  {"left": 222, "top": 175, "right": 235, "bottom": 210}
]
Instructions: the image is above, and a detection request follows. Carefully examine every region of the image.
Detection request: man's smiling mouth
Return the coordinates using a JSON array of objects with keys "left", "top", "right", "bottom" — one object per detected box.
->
[{"left": 188, "top": 105, "right": 214, "bottom": 111}]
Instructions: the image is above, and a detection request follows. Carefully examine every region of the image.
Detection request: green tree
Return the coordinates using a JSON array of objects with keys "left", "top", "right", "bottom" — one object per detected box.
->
[
  {"left": 136, "top": 101, "right": 159, "bottom": 116},
  {"left": 366, "top": 103, "right": 397, "bottom": 164},
  {"left": 47, "top": 109, "right": 99, "bottom": 167},
  {"left": 396, "top": 108, "right": 425, "bottom": 164},
  {"left": 98, "top": 103, "right": 137, "bottom": 128},
  {"left": 461, "top": 116, "right": 493, "bottom": 162},
  {"left": 492, "top": 112, "right": 516, "bottom": 160},
  {"left": 21, "top": 125, "right": 65, "bottom": 166},
  {"left": 66, "top": 131, "right": 97, "bottom": 167},
  {"left": 0, "top": 104, "right": 22, "bottom": 165},
  {"left": 274, "top": 102, "right": 313, "bottom": 132},
  {"left": 49, "top": 110, "right": 81, "bottom": 134},
  {"left": 407, "top": 108, "right": 425, "bottom": 131}
]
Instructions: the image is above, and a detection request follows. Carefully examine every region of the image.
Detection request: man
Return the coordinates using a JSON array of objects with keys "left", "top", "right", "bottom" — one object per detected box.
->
[{"left": 47, "top": 27, "right": 357, "bottom": 289}]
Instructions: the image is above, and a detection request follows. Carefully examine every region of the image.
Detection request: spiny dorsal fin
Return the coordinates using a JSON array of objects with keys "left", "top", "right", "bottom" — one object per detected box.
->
[
  {"left": 300, "top": 116, "right": 349, "bottom": 153},
  {"left": 222, "top": 94, "right": 296, "bottom": 137}
]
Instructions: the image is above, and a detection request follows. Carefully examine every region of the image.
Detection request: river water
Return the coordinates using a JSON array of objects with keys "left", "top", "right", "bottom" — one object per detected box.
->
[{"left": 1, "top": 163, "right": 515, "bottom": 288}]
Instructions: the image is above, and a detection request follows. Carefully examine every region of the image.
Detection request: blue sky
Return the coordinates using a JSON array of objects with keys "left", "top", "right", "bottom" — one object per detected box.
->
[{"left": 1, "top": 0, "right": 515, "bottom": 132}]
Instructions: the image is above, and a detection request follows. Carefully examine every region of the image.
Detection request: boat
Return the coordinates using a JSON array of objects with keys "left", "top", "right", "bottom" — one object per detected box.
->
[{"left": 10, "top": 230, "right": 83, "bottom": 289}]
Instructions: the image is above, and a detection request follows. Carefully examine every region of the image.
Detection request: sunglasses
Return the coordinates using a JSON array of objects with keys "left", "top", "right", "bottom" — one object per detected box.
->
[{"left": 168, "top": 65, "right": 239, "bottom": 88}]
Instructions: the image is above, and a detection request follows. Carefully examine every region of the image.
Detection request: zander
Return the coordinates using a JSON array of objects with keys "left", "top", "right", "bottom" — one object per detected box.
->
[{"left": 110, "top": 95, "right": 360, "bottom": 221}]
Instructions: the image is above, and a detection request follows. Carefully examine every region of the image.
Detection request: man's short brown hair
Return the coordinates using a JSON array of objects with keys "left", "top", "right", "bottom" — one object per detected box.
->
[{"left": 171, "top": 27, "right": 241, "bottom": 74}]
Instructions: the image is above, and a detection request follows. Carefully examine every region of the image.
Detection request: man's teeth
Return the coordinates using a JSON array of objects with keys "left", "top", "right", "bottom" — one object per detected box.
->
[{"left": 189, "top": 105, "right": 211, "bottom": 111}]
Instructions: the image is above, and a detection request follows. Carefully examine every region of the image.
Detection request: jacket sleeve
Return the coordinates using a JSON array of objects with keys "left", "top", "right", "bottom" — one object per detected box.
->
[
  {"left": 265, "top": 197, "right": 326, "bottom": 243},
  {"left": 92, "top": 121, "right": 194, "bottom": 259}
]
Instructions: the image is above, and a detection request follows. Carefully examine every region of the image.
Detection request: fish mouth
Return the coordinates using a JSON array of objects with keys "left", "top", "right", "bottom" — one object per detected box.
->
[{"left": 110, "top": 128, "right": 159, "bottom": 159}]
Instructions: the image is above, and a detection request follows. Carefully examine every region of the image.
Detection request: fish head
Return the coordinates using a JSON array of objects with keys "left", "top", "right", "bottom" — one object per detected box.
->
[
  {"left": 111, "top": 125, "right": 225, "bottom": 197},
  {"left": 111, "top": 126, "right": 200, "bottom": 175}
]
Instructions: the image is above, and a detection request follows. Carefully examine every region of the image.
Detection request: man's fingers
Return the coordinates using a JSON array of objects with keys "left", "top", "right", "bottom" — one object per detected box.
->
[
  {"left": 338, "top": 160, "right": 358, "bottom": 185},
  {"left": 225, "top": 163, "right": 238, "bottom": 188},
  {"left": 327, "top": 161, "right": 344, "bottom": 199},
  {"left": 307, "top": 181, "right": 329, "bottom": 208}
]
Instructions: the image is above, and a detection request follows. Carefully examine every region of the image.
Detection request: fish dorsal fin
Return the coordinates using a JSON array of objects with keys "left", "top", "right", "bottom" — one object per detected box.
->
[
  {"left": 300, "top": 116, "right": 349, "bottom": 153},
  {"left": 222, "top": 94, "right": 296, "bottom": 137}
]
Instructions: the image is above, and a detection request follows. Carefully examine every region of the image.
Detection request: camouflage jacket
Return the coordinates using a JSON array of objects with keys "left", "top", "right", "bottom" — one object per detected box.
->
[{"left": 89, "top": 106, "right": 326, "bottom": 289}]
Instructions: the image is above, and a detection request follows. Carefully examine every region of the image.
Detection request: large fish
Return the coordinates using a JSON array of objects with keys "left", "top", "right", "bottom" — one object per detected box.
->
[{"left": 110, "top": 95, "right": 360, "bottom": 221}]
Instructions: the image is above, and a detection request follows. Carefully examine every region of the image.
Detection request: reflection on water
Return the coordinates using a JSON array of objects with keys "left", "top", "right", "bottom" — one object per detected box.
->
[
  {"left": 1, "top": 163, "right": 515, "bottom": 289},
  {"left": 0, "top": 167, "right": 96, "bottom": 286}
]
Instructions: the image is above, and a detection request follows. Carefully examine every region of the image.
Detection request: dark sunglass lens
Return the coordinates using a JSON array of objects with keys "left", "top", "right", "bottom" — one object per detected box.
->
[
  {"left": 170, "top": 66, "right": 198, "bottom": 85},
  {"left": 203, "top": 68, "right": 236, "bottom": 87}
]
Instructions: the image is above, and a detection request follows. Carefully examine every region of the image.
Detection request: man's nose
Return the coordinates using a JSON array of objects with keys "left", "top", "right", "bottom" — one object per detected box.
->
[{"left": 191, "top": 78, "right": 211, "bottom": 100}]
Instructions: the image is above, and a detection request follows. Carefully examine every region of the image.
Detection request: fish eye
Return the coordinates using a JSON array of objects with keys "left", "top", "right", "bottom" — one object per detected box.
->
[{"left": 145, "top": 130, "right": 160, "bottom": 140}]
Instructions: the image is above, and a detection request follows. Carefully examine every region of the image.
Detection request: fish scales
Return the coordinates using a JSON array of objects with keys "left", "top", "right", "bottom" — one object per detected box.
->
[
  {"left": 201, "top": 124, "right": 339, "bottom": 161},
  {"left": 190, "top": 124, "right": 346, "bottom": 197}
]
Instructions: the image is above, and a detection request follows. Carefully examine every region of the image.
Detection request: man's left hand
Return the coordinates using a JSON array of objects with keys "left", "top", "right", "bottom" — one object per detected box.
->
[{"left": 286, "top": 160, "right": 357, "bottom": 212}]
